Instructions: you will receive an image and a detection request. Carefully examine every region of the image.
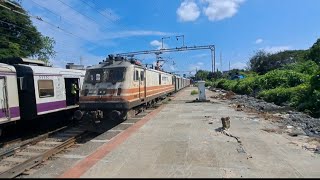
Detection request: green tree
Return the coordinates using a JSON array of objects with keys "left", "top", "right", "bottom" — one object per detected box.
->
[
  {"left": 308, "top": 38, "right": 320, "bottom": 64},
  {"left": 195, "top": 70, "right": 210, "bottom": 81},
  {"left": 35, "top": 36, "right": 56, "bottom": 64},
  {"left": 0, "top": 1, "right": 55, "bottom": 62},
  {"left": 248, "top": 49, "right": 308, "bottom": 74}
]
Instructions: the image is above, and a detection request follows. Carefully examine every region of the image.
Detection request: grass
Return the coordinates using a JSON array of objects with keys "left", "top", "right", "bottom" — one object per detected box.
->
[{"left": 191, "top": 90, "right": 198, "bottom": 95}]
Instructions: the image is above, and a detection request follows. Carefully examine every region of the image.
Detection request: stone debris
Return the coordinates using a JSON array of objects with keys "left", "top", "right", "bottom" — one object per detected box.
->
[
  {"left": 221, "top": 117, "right": 231, "bottom": 130},
  {"left": 210, "top": 88, "right": 320, "bottom": 137}
]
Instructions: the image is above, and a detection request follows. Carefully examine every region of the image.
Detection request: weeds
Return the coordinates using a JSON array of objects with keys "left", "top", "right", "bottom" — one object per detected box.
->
[{"left": 191, "top": 90, "right": 198, "bottom": 95}]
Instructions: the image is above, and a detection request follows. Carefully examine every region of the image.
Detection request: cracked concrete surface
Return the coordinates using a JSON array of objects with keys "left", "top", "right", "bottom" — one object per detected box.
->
[{"left": 78, "top": 87, "right": 320, "bottom": 178}]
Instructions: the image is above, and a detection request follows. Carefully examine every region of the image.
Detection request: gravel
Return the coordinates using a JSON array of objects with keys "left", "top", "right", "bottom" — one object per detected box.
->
[{"left": 209, "top": 87, "right": 320, "bottom": 137}]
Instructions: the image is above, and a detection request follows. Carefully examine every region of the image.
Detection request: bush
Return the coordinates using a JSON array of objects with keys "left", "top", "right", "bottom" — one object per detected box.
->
[
  {"left": 285, "top": 60, "right": 319, "bottom": 75},
  {"left": 310, "top": 70, "right": 320, "bottom": 90},
  {"left": 221, "top": 80, "right": 237, "bottom": 91},
  {"left": 215, "top": 79, "right": 227, "bottom": 89},
  {"left": 233, "top": 76, "right": 260, "bottom": 95},
  {"left": 258, "top": 84, "right": 310, "bottom": 106},
  {"left": 205, "top": 81, "right": 213, "bottom": 87},
  {"left": 297, "top": 89, "right": 320, "bottom": 117},
  {"left": 258, "top": 70, "right": 309, "bottom": 90}
]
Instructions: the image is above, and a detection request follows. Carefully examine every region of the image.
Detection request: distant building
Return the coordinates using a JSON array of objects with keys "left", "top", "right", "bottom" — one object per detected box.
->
[{"left": 66, "top": 63, "right": 85, "bottom": 70}]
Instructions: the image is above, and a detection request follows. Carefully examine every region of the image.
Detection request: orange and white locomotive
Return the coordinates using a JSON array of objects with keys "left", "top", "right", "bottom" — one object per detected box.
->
[{"left": 76, "top": 55, "right": 190, "bottom": 122}]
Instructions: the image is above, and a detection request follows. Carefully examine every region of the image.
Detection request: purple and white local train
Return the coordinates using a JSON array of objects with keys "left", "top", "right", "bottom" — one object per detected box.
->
[{"left": 0, "top": 57, "right": 85, "bottom": 133}]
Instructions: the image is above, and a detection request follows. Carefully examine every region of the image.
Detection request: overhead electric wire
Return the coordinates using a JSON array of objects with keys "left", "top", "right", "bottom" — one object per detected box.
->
[
  {"left": 56, "top": 0, "right": 113, "bottom": 31},
  {"left": 29, "top": 0, "right": 87, "bottom": 31},
  {"left": 79, "top": 0, "right": 155, "bottom": 47},
  {"left": 78, "top": 0, "right": 117, "bottom": 23},
  {"left": 0, "top": 3, "right": 107, "bottom": 49},
  {"left": 3, "top": 0, "right": 22, "bottom": 9},
  {"left": 0, "top": 31, "right": 81, "bottom": 57}
]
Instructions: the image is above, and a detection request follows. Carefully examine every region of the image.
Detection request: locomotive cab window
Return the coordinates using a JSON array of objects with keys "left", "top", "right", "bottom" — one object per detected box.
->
[
  {"left": 85, "top": 68, "right": 125, "bottom": 83},
  {"left": 38, "top": 80, "right": 54, "bottom": 98}
]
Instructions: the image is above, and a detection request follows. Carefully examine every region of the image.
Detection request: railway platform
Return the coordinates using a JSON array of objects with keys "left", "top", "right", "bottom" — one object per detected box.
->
[{"left": 27, "top": 87, "right": 320, "bottom": 178}]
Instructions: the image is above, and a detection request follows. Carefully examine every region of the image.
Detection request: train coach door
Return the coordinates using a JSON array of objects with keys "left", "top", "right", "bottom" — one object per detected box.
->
[
  {"left": 0, "top": 77, "right": 10, "bottom": 122},
  {"left": 64, "top": 78, "right": 80, "bottom": 106},
  {"left": 143, "top": 69, "right": 147, "bottom": 99},
  {"left": 139, "top": 69, "right": 146, "bottom": 101}
]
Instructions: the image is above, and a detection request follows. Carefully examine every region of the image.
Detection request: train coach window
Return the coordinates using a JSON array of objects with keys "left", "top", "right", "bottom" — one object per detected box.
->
[
  {"left": 38, "top": 80, "right": 54, "bottom": 98},
  {"left": 134, "top": 70, "right": 139, "bottom": 81},
  {"left": 140, "top": 71, "right": 144, "bottom": 81}
]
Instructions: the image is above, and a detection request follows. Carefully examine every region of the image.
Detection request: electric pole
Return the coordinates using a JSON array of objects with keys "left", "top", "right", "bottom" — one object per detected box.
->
[
  {"left": 80, "top": 56, "right": 83, "bottom": 65},
  {"left": 220, "top": 52, "right": 222, "bottom": 72},
  {"left": 176, "top": 35, "right": 185, "bottom": 47},
  {"left": 211, "top": 46, "right": 215, "bottom": 73},
  {"left": 161, "top": 36, "right": 170, "bottom": 49}
]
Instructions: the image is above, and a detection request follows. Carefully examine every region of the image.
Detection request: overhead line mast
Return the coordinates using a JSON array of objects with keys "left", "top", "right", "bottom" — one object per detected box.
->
[{"left": 114, "top": 45, "right": 216, "bottom": 73}]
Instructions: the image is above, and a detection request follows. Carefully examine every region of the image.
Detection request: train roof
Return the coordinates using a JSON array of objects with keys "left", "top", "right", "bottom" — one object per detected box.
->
[
  {"left": 0, "top": 57, "right": 46, "bottom": 66},
  {"left": 87, "top": 60, "right": 133, "bottom": 70},
  {"left": 17, "top": 64, "right": 86, "bottom": 76},
  {"left": 0, "top": 63, "right": 16, "bottom": 73}
]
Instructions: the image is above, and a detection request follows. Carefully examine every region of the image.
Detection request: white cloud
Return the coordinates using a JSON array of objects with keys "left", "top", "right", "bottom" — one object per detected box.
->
[
  {"left": 150, "top": 40, "right": 168, "bottom": 49},
  {"left": 177, "top": 0, "right": 200, "bottom": 22},
  {"left": 255, "top": 38, "right": 263, "bottom": 44},
  {"left": 202, "top": 0, "right": 245, "bottom": 21},
  {"left": 197, "top": 62, "right": 204, "bottom": 66},
  {"left": 106, "top": 31, "right": 172, "bottom": 40},
  {"left": 262, "top": 46, "right": 291, "bottom": 54},
  {"left": 192, "top": 53, "right": 210, "bottom": 58},
  {"left": 189, "top": 61, "right": 204, "bottom": 71},
  {"left": 231, "top": 62, "right": 246, "bottom": 69}
]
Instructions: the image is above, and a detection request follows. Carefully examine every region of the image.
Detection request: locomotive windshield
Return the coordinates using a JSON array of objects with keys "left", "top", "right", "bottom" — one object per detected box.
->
[{"left": 84, "top": 68, "right": 126, "bottom": 83}]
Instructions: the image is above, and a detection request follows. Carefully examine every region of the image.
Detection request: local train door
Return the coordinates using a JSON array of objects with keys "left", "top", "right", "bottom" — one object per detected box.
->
[
  {"left": 64, "top": 78, "right": 79, "bottom": 106},
  {"left": 0, "top": 77, "right": 10, "bottom": 122}
]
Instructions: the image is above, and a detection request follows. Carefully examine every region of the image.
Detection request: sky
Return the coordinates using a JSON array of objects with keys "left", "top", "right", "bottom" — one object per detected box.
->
[{"left": 16, "top": 0, "right": 320, "bottom": 76}]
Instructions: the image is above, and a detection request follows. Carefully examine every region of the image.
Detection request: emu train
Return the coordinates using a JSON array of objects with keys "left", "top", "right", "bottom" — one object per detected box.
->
[
  {"left": 0, "top": 57, "right": 85, "bottom": 133},
  {"left": 75, "top": 55, "right": 190, "bottom": 122}
]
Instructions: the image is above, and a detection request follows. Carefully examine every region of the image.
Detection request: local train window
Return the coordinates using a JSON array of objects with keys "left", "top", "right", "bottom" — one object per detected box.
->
[
  {"left": 159, "top": 74, "right": 161, "bottom": 85},
  {"left": 38, "top": 80, "right": 54, "bottom": 98},
  {"left": 140, "top": 71, "right": 144, "bottom": 81}
]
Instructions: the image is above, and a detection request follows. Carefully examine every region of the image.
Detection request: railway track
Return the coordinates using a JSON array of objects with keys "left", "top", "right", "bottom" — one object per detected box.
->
[
  {"left": 0, "top": 97, "right": 169, "bottom": 178},
  {"left": 0, "top": 125, "right": 88, "bottom": 178}
]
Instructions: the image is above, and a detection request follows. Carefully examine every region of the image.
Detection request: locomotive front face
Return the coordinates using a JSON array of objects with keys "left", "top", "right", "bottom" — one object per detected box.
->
[{"left": 79, "top": 67, "right": 129, "bottom": 110}]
